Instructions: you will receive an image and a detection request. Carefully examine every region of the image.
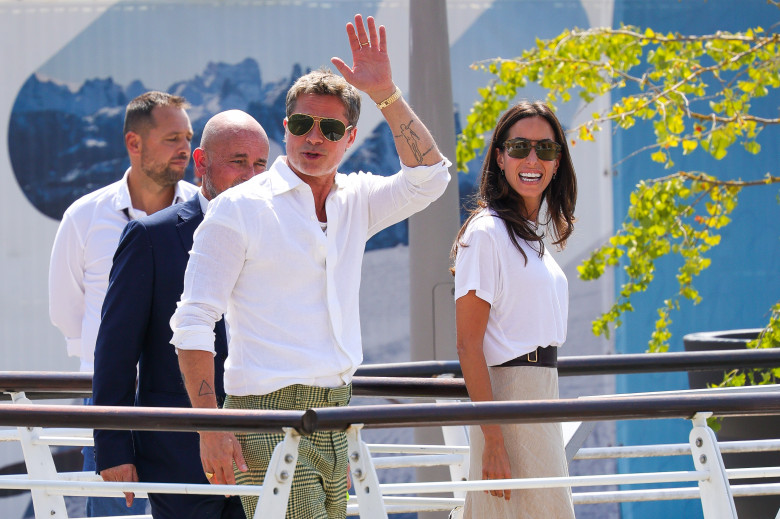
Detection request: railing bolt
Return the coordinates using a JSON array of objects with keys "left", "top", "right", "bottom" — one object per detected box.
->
[
  {"left": 700, "top": 454, "right": 707, "bottom": 464},
  {"left": 350, "top": 452, "right": 360, "bottom": 462},
  {"left": 280, "top": 470, "right": 289, "bottom": 480},
  {"left": 284, "top": 454, "right": 294, "bottom": 463},
  {"left": 50, "top": 511, "right": 56, "bottom": 516},
  {"left": 695, "top": 438, "right": 703, "bottom": 447},
  {"left": 353, "top": 469, "right": 363, "bottom": 479}
]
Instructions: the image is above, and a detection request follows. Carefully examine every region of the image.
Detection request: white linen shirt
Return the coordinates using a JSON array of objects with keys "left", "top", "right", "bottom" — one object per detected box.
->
[
  {"left": 170, "top": 155, "right": 451, "bottom": 396},
  {"left": 454, "top": 208, "right": 568, "bottom": 366},
  {"left": 48, "top": 169, "right": 198, "bottom": 372}
]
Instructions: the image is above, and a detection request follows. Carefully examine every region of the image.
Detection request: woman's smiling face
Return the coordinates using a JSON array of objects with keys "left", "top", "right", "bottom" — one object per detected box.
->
[{"left": 495, "top": 116, "right": 559, "bottom": 220}]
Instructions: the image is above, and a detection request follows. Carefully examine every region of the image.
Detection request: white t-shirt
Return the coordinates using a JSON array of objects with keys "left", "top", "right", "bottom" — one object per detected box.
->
[{"left": 454, "top": 208, "right": 568, "bottom": 366}]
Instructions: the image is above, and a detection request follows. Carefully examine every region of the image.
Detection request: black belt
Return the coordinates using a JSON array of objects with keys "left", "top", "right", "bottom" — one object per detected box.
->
[{"left": 496, "top": 346, "right": 557, "bottom": 368}]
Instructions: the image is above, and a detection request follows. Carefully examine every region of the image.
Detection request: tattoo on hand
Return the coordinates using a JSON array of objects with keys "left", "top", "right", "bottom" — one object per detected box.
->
[
  {"left": 396, "top": 120, "right": 432, "bottom": 165},
  {"left": 198, "top": 380, "right": 215, "bottom": 396}
]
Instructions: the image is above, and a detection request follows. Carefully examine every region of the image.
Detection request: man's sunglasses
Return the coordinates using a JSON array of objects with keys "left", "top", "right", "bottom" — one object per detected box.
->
[
  {"left": 503, "top": 138, "right": 561, "bottom": 161},
  {"left": 286, "top": 113, "right": 354, "bottom": 142}
]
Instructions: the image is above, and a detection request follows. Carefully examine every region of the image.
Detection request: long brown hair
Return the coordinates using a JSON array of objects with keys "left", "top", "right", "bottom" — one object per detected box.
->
[{"left": 452, "top": 101, "right": 577, "bottom": 266}]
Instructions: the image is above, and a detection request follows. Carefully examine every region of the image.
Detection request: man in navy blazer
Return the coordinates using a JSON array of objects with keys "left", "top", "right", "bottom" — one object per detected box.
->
[{"left": 93, "top": 110, "right": 269, "bottom": 519}]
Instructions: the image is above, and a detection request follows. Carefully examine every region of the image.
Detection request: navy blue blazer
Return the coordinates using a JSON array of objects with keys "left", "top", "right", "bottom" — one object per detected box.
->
[{"left": 93, "top": 195, "right": 228, "bottom": 484}]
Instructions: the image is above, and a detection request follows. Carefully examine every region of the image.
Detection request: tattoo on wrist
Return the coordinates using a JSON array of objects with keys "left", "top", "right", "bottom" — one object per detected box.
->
[
  {"left": 395, "top": 120, "right": 433, "bottom": 165},
  {"left": 198, "top": 380, "right": 215, "bottom": 396}
]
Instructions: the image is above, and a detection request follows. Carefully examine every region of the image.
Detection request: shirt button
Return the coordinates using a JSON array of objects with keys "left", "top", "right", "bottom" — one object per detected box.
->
[{"left": 310, "top": 215, "right": 316, "bottom": 221}]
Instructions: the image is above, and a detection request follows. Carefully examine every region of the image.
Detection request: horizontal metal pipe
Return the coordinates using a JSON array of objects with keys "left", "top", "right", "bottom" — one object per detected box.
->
[
  {"left": 730, "top": 482, "right": 780, "bottom": 497},
  {"left": 574, "top": 443, "right": 692, "bottom": 459},
  {"left": 3, "top": 348, "right": 779, "bottom": 399},
  {"left": 719, "top": 439, "right": 780, "bottom": 453},
  {"left": 367, "top": 444, "right": 469, "bottom": 455},
  {"left": 371, "top": 454, "right": 464, "bottom": 469},
  {"left": 7, "top": 471, "right": 704, "bottom": 498},
  {"left": 310, "top": 392, "right": 780, "bottom": 432},
  {"left": 0, "top": 478, "right": 261, "bottom": 497},
  {"left": 573, "top": 487, "right": 700, "bottom": 504},
  {"left": 3, "top": 392, "right": 780, "bottom": 435},
  {"left": 0, "top": 404, "right": 310, "bottom": 434},
  {"left": 726, "top": 467, "right": 780, "bottom": 480},
  {"left": 377, "top": 469, "right": 706, "bottom": 495},
  {"left": 0, "top": 371, "right": 93, "bottom": 393},
  {"left": 355, "top": 348, "right": 780, "bottom": 378},
  {"left": 353, "top": 376, "right": 467, "bottom": 398}
]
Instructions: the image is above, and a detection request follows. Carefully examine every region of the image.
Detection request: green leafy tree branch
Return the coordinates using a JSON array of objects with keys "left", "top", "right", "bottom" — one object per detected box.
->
[
  {"left": 716, "top": 303, "right": 780, "bottom": 387},
  {"left": 456, "top": 19, "right": 780, "bottom": 352}
]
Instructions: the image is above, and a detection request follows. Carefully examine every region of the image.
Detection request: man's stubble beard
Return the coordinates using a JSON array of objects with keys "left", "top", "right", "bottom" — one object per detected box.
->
[
  {"left": 142, "top": 156, "right": 187, "bottom": 188},
  {"left": 202, "top": 168, "right": 218, "bottom": 200}
]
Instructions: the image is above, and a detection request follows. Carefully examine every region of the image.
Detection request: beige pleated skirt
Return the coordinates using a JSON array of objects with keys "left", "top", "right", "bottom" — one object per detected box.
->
[{"left": 462, "top": 366, "right": 575, "bottom": 519}]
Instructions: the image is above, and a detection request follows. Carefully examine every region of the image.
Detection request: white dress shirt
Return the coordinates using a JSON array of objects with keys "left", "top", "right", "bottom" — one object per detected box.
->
[
  {"left": 48, "top": 169, "right": 198, "bottom": 372},
  {"left": 454, "top": 208, "right": 568, "bottom": 366},
  {"left": 171, "top": 155, "right": 451, "bottom": 396}
]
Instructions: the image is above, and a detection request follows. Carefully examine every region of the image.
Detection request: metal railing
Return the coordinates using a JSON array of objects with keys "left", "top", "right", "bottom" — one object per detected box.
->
[
  {"left": 2, "top": 349, "right": 780, "bottom": 518},
  {"left": 5, "top": 348, "right": 780, "bottom": 400}
]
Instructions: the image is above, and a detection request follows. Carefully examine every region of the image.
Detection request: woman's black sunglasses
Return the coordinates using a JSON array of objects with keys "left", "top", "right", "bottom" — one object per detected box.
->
[
  {"left": 503, "top": 138, "right": 561, "bottom": 161},
  {"left": 286, "top": 113, "right": 353, "bottom": 142}
]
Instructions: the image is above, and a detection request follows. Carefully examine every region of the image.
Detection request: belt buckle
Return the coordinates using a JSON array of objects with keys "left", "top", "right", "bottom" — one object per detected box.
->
[{"left": 527, "top": 349, "right": 538, "bottom": 363}]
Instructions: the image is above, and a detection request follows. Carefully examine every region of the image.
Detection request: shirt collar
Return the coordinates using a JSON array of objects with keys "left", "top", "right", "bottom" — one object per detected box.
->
[
  {"left": 113, "top": 167, "right": 191, "bottom": 218},
  {"left": 267, "top": 156, "right": 343, "bottom": 196},
  {"left": 113, "top": 168, "right": 134, "bottom": 214},
  {"left": 197, "top": 189, "right": 209, "bottom": 214},
  {"left": 171, "top": 181, "right": 190, "bottom": 205}
]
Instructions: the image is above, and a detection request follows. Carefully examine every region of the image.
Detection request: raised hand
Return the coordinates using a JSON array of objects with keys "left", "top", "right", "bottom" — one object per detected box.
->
[{"left": 331, "top": 14, "right": 395, "bottom": 102}]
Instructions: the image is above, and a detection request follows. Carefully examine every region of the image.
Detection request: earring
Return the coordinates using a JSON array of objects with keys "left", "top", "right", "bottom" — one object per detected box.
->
[{"left": 500, "top": 169, "right": 505, "bottom": 176}]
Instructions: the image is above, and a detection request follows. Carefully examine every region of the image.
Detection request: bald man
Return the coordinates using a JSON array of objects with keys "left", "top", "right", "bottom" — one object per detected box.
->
[{"left": 92, "top": 111, "right": 269, "bottom": 519}]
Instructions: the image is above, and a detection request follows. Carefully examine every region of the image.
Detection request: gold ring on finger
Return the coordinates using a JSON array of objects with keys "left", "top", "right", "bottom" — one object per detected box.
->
[{"left": 205, "top": 471, "right": 214, "bottom": 479}]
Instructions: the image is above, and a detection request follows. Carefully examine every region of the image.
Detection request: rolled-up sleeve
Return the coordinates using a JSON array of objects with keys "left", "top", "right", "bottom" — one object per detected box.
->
[
  {"left": 366, "top": 157, "right": 451, "bottom": 238},
  {"left": 170, "top": 196, "right": 248, "bottom": 354}
]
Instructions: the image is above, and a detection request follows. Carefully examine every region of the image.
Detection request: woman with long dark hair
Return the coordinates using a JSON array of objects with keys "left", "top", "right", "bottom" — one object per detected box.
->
[{"left": 452, "top": 100, "right": 577, "bottom": 518}]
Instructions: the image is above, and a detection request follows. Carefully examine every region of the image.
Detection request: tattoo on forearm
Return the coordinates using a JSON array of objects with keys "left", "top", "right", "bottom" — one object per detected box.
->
[
  {"left": 198, "top": 380, "right": 215, "bottom": 397},
  {"left": 395, "top": 120, "right": 433, "bottom": 165}
]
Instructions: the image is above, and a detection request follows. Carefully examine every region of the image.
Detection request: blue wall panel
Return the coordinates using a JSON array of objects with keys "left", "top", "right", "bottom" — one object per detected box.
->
[{"left": 612, "top": 1, "right": 780, "bottom": 517}]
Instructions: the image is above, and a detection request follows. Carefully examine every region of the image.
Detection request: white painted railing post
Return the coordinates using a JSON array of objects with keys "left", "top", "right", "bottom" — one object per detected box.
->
[
  {"left": 346, "top": 424, "right": 388, "bottom": 518},
  {"left": 253, "top": 427, "right": 301, "bottom": 519},
  {"left": 10, "top": 392, "right": 69, "bottom": 518},
  {"left": 439, "top": 410, "right": 469, "bottom": 519},
  {"left": 436, "top": 383, "right": 470, "bottom": 498},
  {"left": 439, "top": 420, "right": 469, "bottom": 495},
  {"left": 690, "top": 412, "right": 737, "bottom": 519}
]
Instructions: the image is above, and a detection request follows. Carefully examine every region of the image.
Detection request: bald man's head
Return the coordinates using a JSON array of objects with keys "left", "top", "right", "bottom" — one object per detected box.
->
[{"left": 194, "top": 110, "right": 270, "bottom": 200}]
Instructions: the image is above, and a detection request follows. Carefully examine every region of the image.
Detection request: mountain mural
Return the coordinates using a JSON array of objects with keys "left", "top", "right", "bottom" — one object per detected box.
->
[{"left": 8, "top": 58, "right": 434, "bottom": 250}]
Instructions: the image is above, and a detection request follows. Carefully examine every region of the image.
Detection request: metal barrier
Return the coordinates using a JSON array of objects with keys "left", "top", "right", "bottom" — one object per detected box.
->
[
  {"left": 2, "top": 349, "right": 780, "bottom": 518},
  {"left": 5, "top": 348, "right": 780, "bottom": 400}
]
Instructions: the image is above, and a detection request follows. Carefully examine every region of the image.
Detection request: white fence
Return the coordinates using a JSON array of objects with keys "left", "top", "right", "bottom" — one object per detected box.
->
[{"left": 4, "top": 384, "right": 780, "bottom": 518}]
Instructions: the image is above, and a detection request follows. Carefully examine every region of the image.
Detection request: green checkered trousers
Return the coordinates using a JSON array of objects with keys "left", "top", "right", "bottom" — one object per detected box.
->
[{"left": 224, "top": 384, "right": 352, "bottom": 519}]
